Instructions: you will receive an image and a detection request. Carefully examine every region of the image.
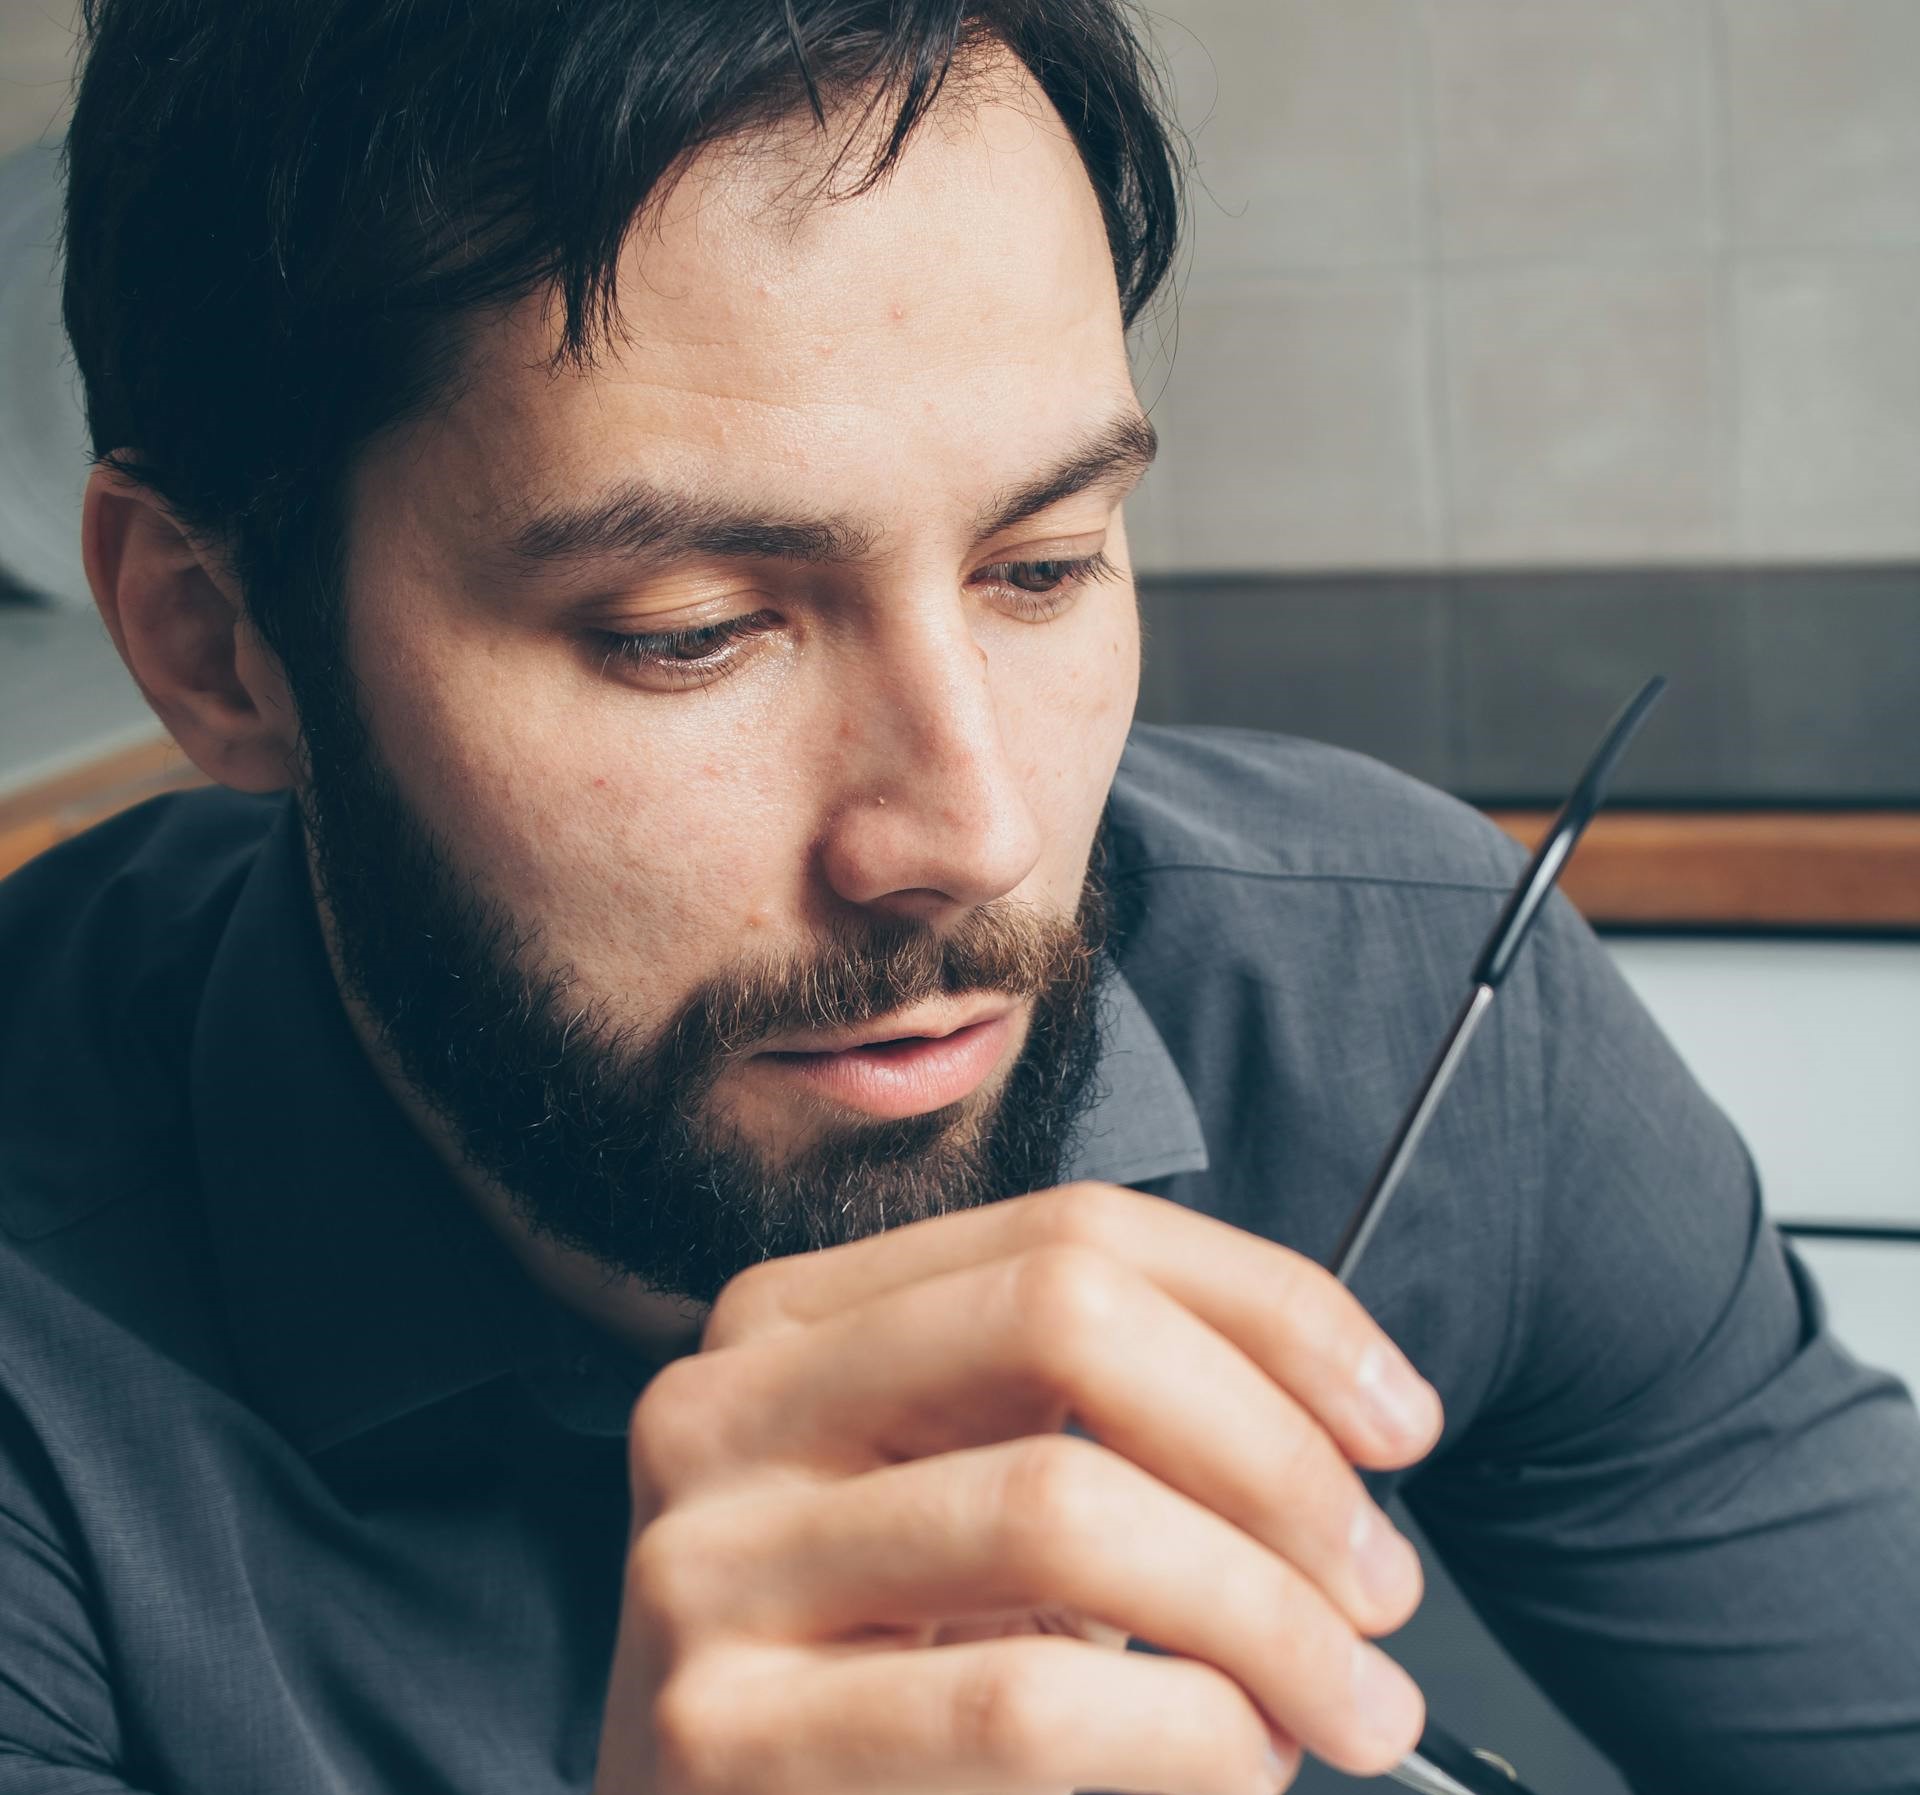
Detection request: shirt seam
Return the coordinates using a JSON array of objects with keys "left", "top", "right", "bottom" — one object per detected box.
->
[
  {"left": 1107, "top": 861, "right": 1516, "bottom": 899},
  {"left": 1505, "top": 902, "right": 1550, "bottom": 1431},
  {"left": 1473, "top": 911, "right": 1550, "bottom": 1449}
]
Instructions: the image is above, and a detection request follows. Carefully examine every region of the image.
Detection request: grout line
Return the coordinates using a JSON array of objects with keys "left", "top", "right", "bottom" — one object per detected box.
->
[
  {"left": 1151, "top": 241, "right": 1920, "bottom": 298},
  {"left": 1406, "top": 0, "right": 1466, "bottom": 788},
  {"left": 1702, "top": 0, "right": 1744, "bottom": 561},
  {"left": 1407, "top": 0, "right": 1458, "bottom": 570}
]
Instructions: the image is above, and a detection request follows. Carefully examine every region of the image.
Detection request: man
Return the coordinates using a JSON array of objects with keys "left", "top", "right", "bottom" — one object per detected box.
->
[{"left": 5, "top": 2, "right": 1917, "bottom": 1791}]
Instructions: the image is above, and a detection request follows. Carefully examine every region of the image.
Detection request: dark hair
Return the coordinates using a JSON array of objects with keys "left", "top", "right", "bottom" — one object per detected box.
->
[{"left": 59, "top": 0, "right": 1184, "bottom": 686}]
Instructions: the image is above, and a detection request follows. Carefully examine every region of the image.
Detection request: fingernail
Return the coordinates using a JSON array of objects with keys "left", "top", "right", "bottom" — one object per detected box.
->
[
  {"left": 1352, "top": 1642, "right": 1424, "bottom": 1756},
  {"left": 1349, "top": 1502, "right": 1419, "bottom": 1616},
  {"left": 1262, "top": 1727, "right": 1296, "bottom": 1791},
  {"left": 1355, "top": 1343, "right": 1441, "bottom": 1449}
]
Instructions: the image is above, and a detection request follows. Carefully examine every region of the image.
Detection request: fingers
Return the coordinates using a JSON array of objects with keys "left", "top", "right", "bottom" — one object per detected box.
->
[
  {"left": 702, "top": 1183, "right": 1443, "bottom": 1470},
  {"left": 640, "top": 1433, "right": 1422, "bottom": 1777},
  {"left": 656, "top": 1635, "right": 1302, "bottom": 1795},
  {"left": 639, "top": 1244, "right": 1424, "bottom": 1637},
  {"left": 622, "top": 1184, "right": 1444, "bottom": 1793}
]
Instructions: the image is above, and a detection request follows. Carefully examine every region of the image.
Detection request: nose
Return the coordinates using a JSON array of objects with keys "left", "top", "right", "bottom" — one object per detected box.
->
[{"left": 815, "top": 607, "right": 1045, "bottom": 926}]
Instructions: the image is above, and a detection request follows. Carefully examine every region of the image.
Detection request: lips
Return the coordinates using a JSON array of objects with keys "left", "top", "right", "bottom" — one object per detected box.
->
[
  {"left": 750, "top": 1006, "right": 1019, "bottom": 1120},
  {"left": 755, "top": 998, "right": 1015, "bottom": 1058}
]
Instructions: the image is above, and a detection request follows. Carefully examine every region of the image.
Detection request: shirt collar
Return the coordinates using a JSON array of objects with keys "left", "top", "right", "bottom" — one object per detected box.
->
[
  {"left": 1061, "top": 971, "right": 1210, "bottom": 1188},
  {"left": 190, "top": 797, "right": 1208, "bottom": 1456},
  {"left": 190, "top": 798, "right": 560, "bottom": 1456}
]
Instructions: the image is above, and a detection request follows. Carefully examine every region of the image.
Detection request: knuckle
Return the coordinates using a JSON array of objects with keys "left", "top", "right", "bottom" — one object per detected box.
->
[
  {"left": 1007, "top": 1243, "right": 1129, "bottom": 1371},
  {"left": 1258, "top": 1401, "right": 1321, "bottom": 1493},
  {"left": 1282, "top": 1589, "right": 1359, "bottom": 1720},
  {"left": 1171, "top": 1662, "right": 1307, "bottom": 1795},
  {"left": 626, "top": 1511, "right": 722, "bottom": 1647},
  {"left": 1264, "top": 1239, "right": 1337, "bottom": 1311},
  {"left": 649, "top": 1663, "right": 733, "bottom": 1792},
  {"left": 1270, "top": 1250, "right": 1352, "bottom": 1348},
  {"left": 948, "top": 1647, "right": 1058, "bottom": 1774},
  {"left": 1025, "top": 1182, "right": 1142, "bottom": 1254},
  {"left": 701, "top": 1261, "right": 785, "bottom": 1350},
  {"left": 1275, "top": 1417, "right": 1356, "bottom": 1527},
  {"left": 1252, "top": 1559, "right": 1352, "bottom": 1698},
  {"left": 626, "top": 1356, "right": 715, "bottom": 1506},
  {"left": 994, "top": 1433, "right": 1107, "bottom": 1569}
]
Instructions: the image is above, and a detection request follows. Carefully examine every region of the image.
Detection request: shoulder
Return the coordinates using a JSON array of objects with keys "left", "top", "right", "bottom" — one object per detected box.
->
[
  {"left": 0, "top": 786, "right": 284, "bottom": 1038},
  {"left": 0, "top": 783, "right": 283, "bottom": 934},
  {"left": 1108, "top": 723, "right": 1525, "bottom": 896},
  {"left": 0, "top": 787, "right": 284, "bottom": 1241}
]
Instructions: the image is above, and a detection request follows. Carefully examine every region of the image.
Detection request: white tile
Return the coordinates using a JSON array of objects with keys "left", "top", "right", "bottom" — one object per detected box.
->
[
  {"left": 1734, "top": 258, "right": 1920, "bottom": 559},
  {"left": 1154, "top": 0, "right": 1423, "bottom": 273},
  {"left": 1608, "top": 938, "right": 1920, "bottom": 1229},
  {"left": 0, "top": 0, "right": 81, "bottom": 158},
  {"left": 1145, "top": 278, "right": 1441, "bottom": 570},
  {"left": 1422, "top": 0, "right": 1714, "bottom": 260},
  {"left": 1720, "top": 0, "right": 1920, "bottom": 248},
  {"left": 1440, "top": 265, "right": 1724, "bottom": 563}
]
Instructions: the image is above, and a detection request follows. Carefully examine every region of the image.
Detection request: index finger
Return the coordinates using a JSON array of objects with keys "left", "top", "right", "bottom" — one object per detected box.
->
[{"left": 706, "top": 1182, "right": 1444, "bottom": 1470}]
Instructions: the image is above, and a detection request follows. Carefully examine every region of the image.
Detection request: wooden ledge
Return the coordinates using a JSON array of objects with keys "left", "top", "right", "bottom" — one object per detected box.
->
[
  {"left": 0, "top": 737, "right": 209, "bottom": 882},
  {"left": 1489, "top": 809, "right": 1920, "bottom": 931}
]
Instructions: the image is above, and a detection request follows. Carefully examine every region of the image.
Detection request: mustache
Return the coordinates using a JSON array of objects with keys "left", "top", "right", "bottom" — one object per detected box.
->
[{"left": 662, "top": 887, "right": 1106, "bottom": 1068}]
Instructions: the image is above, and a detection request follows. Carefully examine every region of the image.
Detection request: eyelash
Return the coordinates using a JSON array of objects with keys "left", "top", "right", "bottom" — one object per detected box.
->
[{"left": 591, "top": 550, "right": 1120, "bottom": 687}]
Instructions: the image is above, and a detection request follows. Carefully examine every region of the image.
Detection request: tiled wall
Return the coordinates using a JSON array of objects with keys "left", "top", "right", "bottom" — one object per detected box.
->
[
  {"left": 7, "top": 1, "right": 1919, "bottom": 571},
  {"left": 1126, "top": 0, "right": 1920, "bottom": 571}
]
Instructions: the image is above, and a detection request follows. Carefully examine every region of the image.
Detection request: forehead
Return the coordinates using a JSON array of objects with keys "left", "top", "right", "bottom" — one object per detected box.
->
[{"left": 390, "top": 60, "right": 1133, "bottom": 540}]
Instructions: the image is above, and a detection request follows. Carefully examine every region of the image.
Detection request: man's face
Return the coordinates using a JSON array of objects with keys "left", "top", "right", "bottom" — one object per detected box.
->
[{"left": 311, "top": 64, "right": 1148, "bottom": 1303}]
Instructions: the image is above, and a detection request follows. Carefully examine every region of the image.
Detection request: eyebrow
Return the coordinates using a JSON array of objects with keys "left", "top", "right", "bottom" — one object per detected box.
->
[
  {"left": 499, "top": 407, "right": 1158, "bottom": 573},
  {"left": 973, "top": 409, "right": 1158, "bottom": 542}
]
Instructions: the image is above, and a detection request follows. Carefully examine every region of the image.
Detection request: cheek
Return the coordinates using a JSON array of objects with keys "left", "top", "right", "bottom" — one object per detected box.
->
[
  {"left": 345, "top": 613, "right": 808, "bottom": 995},
  {"left": 1004, "top": 586, "right": 1140, "bottom": 861},
  {"left": 1045, "top": 586, "right": 1139, "bottom": 757}
]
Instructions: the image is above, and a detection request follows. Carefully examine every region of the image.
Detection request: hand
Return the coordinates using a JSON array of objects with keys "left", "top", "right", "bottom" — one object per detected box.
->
[{"left": 592, "top": 1183, "right": 1443, "bottom": 1795}]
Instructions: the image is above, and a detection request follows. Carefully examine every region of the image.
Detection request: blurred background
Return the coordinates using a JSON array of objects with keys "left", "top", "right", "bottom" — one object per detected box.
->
[{"left": 2, "top": 4, "right": 1917, "bottom": 1791}]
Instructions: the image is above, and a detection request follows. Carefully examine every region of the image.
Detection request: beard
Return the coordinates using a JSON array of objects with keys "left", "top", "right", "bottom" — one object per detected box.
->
[{"left": 291, "top": 671, "right": 1112, "bottom": 1311}]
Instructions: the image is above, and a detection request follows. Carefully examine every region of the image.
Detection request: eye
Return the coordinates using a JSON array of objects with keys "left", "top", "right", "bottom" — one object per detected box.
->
[
  {"left": 591, "top": 612, "right": 777, "bottom": 688},
  {"left": 974, "top": 549, "right": 1121, "bottom": 617}
]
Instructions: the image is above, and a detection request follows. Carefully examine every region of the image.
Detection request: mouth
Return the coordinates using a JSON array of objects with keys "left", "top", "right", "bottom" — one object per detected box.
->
[{"left": 749, "top": 1000, "right": 1022, "bottom": 1120}]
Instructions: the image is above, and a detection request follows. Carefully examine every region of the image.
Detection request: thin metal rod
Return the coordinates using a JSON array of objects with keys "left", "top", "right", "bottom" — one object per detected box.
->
[
  {"left": 1332, "top": 986, "right": 1534, "bottom": 1794},
  {"left": 1330, "top": 985, "right": 1495, "bottom": 1287},
  {"left": 1317, "top": 680, "right": 1667, "bottom": 1795},
  {"left": 1393, "top": 1717, "right": 1534, "bottom": 1792},
  {"left": 1390, "top": 1755, "right": 1487, "bottom": 1795}
]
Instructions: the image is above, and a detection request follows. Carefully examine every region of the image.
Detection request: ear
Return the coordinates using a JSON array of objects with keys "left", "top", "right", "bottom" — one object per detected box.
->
[{"left": 81, "top": 461, "right": 301, "bottom": 794}]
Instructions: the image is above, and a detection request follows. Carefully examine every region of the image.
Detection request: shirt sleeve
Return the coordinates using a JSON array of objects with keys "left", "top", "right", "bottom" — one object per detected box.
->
[{"left": 1404, "top": 893, "right": 1920, "bottom": 1795}]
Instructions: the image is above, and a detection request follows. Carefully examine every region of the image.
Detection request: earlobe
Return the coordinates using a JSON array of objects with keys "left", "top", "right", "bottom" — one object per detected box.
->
[{"left": 81, "top": 461, "right": 301, "bottom": 795}]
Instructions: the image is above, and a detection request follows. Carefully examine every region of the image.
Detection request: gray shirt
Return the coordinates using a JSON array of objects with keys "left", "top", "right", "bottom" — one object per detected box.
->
[{"left": 1, "top": 724, "right": 1916, "bottom": 1795}]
